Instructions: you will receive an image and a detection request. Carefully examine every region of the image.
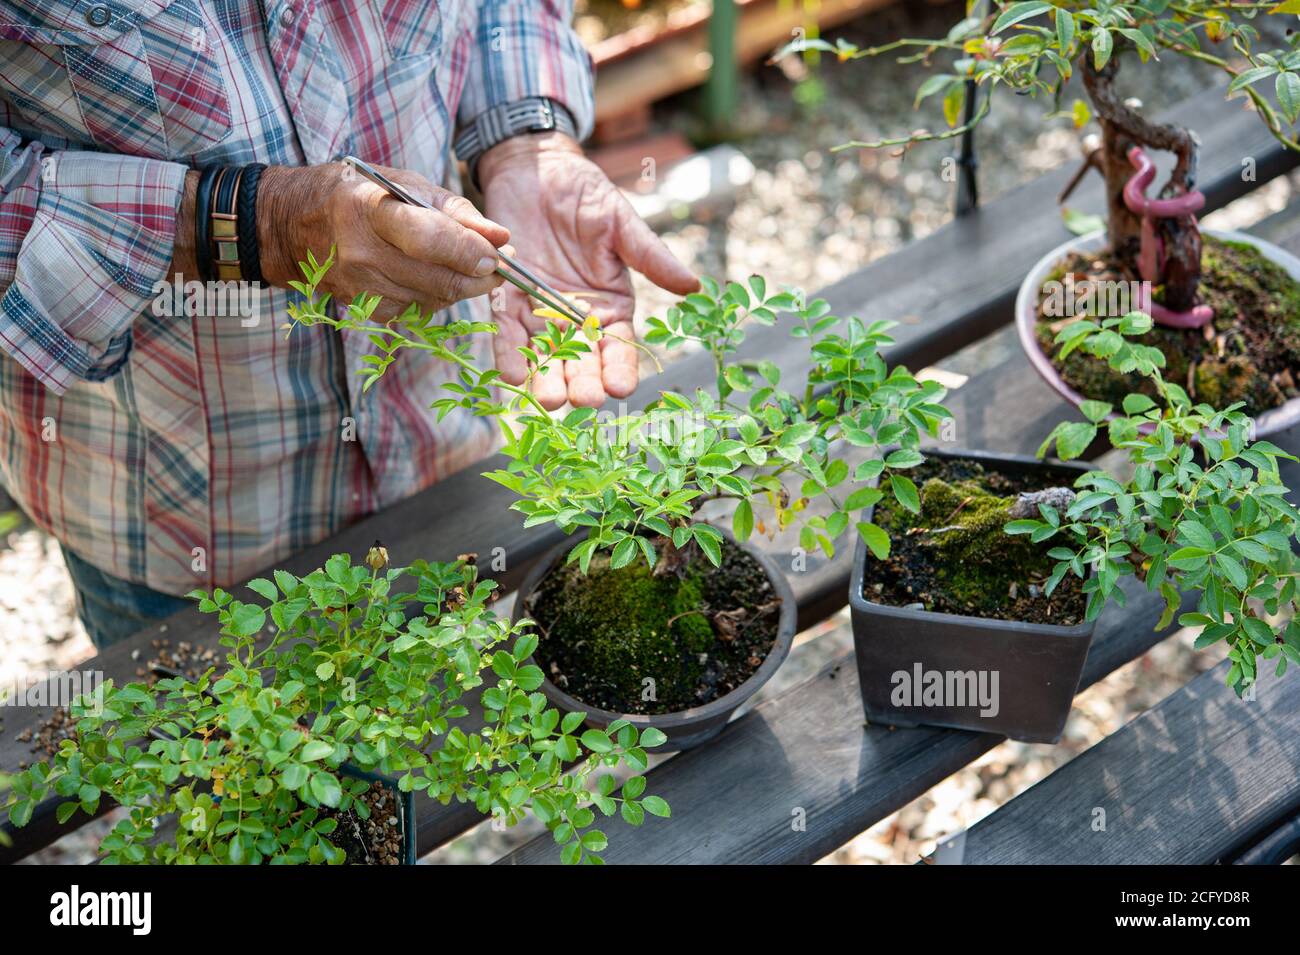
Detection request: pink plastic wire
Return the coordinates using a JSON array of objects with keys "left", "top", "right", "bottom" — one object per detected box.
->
[{"left": 1122, "top": 146, "right": 1214, "bottom": 329}]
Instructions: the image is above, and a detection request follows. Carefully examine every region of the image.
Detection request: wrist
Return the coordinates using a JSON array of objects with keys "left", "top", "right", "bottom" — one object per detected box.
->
[
  {"left": 257, "top": 163, "right": 345, "bottom": 287},
  {"left": 477, "top": 132, "right": 583, "bottom": 188}
]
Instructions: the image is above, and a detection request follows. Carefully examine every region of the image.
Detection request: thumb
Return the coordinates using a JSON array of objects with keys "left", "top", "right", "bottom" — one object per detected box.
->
[{"left": 612, "top": 197, "right": 699, "bottom": 296}]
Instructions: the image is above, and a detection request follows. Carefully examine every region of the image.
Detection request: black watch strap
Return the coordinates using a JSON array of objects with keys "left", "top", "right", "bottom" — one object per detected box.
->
[{"left": 454, "top": 97, "right": 578, "bottom": 190}]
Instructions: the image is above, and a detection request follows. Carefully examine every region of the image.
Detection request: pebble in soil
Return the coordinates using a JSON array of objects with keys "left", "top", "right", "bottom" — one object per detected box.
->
[
  {"left": 527, "top": 537, "right": 781, "bottom": 714},
  {"left": 1036, "top": 236, "right": 1300, "bottom": 417},
  {"left": 864, "top": 457, "right": 1086, "bottom": 626},
  {"left": 320, "top": 780, "right": 406, "bottom": 865}
]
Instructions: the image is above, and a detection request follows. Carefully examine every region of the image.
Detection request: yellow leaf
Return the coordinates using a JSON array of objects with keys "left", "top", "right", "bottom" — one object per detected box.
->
[
  {"left": 943, "top": 82, "right": 966, "bottom": 128},
  {"left": 1072, "top": 98, "right": 1091, "bottom": 129},
  {"left": 531, "top": 306, "right": 572, "bottom": 323}
]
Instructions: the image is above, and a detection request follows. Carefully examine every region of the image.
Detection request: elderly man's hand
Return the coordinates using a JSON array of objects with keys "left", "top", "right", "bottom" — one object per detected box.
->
[
  {"left": 478, "top": 133, "right": 699, "bottom": 409},
  {"left": 259, "top": 162, "right": 511, "bottom": 321}
]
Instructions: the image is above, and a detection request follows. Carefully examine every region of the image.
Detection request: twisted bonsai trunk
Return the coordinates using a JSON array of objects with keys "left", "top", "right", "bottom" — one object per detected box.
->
[{"left": 1081, "top": 54, "right": 1204, "bottom": 312}]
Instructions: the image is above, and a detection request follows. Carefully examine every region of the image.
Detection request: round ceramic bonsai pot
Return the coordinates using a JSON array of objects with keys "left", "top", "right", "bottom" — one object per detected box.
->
[
  {"left": 848, "top": 448, "right": 1098, "bottom": 744},
  {"left": 1015, "top": 228, "right": 1300, "bottom": 438},
  {"left": 511, "top": 530, "right": 797, "bottom": 752}
]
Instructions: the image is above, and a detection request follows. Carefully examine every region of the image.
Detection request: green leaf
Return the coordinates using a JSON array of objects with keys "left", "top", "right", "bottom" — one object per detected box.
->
[
  {"left": 229, "top": 603, "right": 266, "bottom": 638},
  {"left": 889, "top": 474, "right": 920, "bottom": 514},
  {"left": 1092, "top": 28, "right": 1113, "bottom": 70},
  {"left": 991, "top": 2, "right": 1052, "bottom": 35},
  {"left": 845, "top": 487, "right": 883, "bottom": 512},
  {"left": 692, "top": 525, "right": 723, "bottom": 566},
  {"left": 315, "top": 661, "right": 335, "bottom": 681},
  {"left": 246, "top": 578, "right": 277, "bottom": 601},
  {"left": 310, "top": 771, "right": 342, "bottom": 807},
  {"left": 1122, "top": 393, "right": 1157, "bottom": 415},
  {"left": 639, "top": 727, "right": 668, "bottom": 748},
  {"left": 884, "top": 448, "right": 924, "bottom": 469},
  {"left": 280, "top": 764, "right": 309, "bottom": 790},
  {"left": 1055, "top": 8, "right": 1075, "bottom": 52},
  {"left": 1277, "top": 71, "right": 1300, "bottom": 123},
  {"left": 733, "top": 499, "right": 754, "bottom": 542},
  {"left": 856, "top": 521, "right": 890, "bottom": 560},
  {"left": 610, "top": 536, "right": 638, "bottom": 570},
  {"left": 1078, "top": 400, "right": 1112, "bottom": 423},
  {"left": 1062, "top": 207, "right": 1104, "bottom": 236},
  {"left": 1177, "top": 520, "right": 1216, "bottom": 551},
  {"left": 641, "top": 796, "right": 671, "bottom": 818},
  {"left": 580, "top": 729, "right": 614, "bottom": 754},
  {"left": 1052, "top": 421, "right": 1097, "bottom": 460},
  {"left": 300, "top": 740, "right": 333, "bottom": 762}
]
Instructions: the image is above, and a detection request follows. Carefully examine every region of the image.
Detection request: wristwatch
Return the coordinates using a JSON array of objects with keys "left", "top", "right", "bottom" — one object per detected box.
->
[{"left": 454, "top": 96, "right": 579, "bottom": 190}]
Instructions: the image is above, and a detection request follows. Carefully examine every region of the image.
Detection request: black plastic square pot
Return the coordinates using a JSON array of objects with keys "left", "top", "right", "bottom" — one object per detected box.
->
[
  {"left": 848, "top": 448, "right": 1097, "bottom": 743},
  {"left": 338, "top": 764, "right": 416, "bottom": 865}
]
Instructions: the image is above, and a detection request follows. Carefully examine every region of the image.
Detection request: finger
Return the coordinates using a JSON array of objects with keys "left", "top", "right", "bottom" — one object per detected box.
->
[
  {"left": 599, "top": 320, "right": 639, "bottom": 399},
  {"left": 372, "top": 201, "right": 501, "bottom": 277},
  {"left": 429, "top": 186, "right": 511, "bottom": 247},
  {"left": 373, "top": 254, "right": 503, "bottom": 306},
  {"left": 612, "top": 197, "right": 700, "bottom": 295},
  {"left": 530, "top": 362, "right": 568, "bottom": 411},
  {"left": 565, "top": 336, "right": 607, "bottom": 409},
  {"left": 492, "top": 312, "right": 529, "bottom": 386}
]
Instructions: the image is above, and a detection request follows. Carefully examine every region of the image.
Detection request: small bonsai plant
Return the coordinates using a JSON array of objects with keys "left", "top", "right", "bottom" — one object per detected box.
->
[
  {"left": 287, "top": 251, "right": 952, "bottom": 721},
  {"left": 1012, "top": 309, "right": 1300, "bottom": 693},
  {"left": 773, "top": 1, "right": 1300, "bottom": 419},
  {"left": 4, "top": 554, "right": 667, "bottom": 864}
]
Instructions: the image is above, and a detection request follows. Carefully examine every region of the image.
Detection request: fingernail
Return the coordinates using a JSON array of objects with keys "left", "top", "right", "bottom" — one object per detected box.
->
[{"left": 476, "top": 256, "right": 497, "bottom": 276}]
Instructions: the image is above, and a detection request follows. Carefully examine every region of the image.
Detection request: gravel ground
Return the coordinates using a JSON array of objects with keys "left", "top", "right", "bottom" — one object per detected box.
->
[{"left": 5, "top": 1, "right": 1297, "bottom": 864}]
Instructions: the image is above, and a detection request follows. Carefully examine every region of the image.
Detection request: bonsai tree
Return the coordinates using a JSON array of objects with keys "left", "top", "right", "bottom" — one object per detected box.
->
[
  {"left": 286, "top": 252, "right": 952, "bottom": 715},
  {"left": 1013, "top": 309, "right": 1300, "bottom": 692},
  {"left": 773, "top": 1, "right": 1300, "bottom": 327},
  {"left": 4, "top": 555, "right": 666, "bottom": 864},
  {"left": 288, "top": 249, "right": 1298, "bottom": 698},
  {"left": 287, "top": 250, "right": 953, "bottom": 573}
]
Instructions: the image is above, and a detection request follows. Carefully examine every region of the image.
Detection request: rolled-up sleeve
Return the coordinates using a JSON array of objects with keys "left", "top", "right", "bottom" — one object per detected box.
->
[
  {"left": 0, "top": 130, "right": 187, "bottom": 394},
  {"left": 459, "top": 0, "right": 595, "bottom": 141}
]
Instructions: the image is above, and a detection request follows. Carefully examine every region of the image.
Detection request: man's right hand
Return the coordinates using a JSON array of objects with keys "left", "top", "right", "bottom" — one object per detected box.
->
[{"left": 257, "top": 163, "right": 510, "bottom": 321}]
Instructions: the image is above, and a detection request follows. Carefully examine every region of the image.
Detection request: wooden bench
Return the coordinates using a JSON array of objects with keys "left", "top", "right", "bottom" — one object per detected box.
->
[{"left": 4, "top": 82, "right": 1298, "bottom": 864}]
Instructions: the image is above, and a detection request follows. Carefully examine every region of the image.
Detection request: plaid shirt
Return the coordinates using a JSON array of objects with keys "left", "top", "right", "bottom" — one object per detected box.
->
[{"left": 0, "top": 1, "right": 594, "bottom": 594}]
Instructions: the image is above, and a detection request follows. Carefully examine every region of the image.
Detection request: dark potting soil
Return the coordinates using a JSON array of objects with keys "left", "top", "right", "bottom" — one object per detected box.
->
[
  {"left": 527, "top": 537, "right": 782, "bottom": 715},
  {"left": 1036, "top": 236, "right": 1300, "bottom": 417},
  {"left": 862, "top": 457, "right": 1086, "bottom": 625},
  {"left": 321, "top": 780, "right": 406, "bottom": 865}
]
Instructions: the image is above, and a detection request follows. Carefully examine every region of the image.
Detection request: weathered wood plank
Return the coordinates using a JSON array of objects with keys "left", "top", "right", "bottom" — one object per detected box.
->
[{"left": 952, "top": 660, "right": 1300, "bottom": 864}]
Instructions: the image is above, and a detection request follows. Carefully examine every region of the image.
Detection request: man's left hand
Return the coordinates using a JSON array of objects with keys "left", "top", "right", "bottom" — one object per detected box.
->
[{"left": 478, "top": 132, "right": 699, "bottom": 410}]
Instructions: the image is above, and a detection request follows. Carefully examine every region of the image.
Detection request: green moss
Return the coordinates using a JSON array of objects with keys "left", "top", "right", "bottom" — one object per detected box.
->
[
  {"left": 532, "top": 556, "right": 714, "bottom": 705},
  {"left": 1038, "top": 236, "right": 1300, "bottom": 416},
  {"left": 878, "top": 476, "right": 1057, "bottom": 615}
]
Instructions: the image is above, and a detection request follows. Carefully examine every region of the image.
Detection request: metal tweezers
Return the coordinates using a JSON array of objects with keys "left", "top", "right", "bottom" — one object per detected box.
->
[{"left": 341, "top": 155, "right": 589, "bottom": 325}]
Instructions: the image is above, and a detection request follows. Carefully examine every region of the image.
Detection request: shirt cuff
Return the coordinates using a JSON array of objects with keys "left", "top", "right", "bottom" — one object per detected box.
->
[
  {"left": 458, "top": 1, "right": 595, "bottom": 142},
  {"left": 0, "top": 147, "right": 187, "bottom": 394}
]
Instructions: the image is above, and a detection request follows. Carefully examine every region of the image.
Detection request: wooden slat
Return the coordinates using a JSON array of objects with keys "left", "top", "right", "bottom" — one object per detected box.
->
[
  {"left": 3, "top": 85, "right": 1296, "bottom": 862},
  {"left": 952, "top": 660, "right": 1300, "bottom": 864}
]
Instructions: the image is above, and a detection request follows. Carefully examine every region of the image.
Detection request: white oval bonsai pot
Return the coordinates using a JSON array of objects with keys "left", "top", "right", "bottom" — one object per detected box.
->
[{"left": 1015, "top": 228, "right": 1300, "bottom": 438}]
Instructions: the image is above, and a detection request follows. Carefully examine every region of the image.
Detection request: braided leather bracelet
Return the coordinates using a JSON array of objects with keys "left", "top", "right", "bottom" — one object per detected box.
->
[{"left": 235, "top": 163, "right": 267, "bottom": 285}]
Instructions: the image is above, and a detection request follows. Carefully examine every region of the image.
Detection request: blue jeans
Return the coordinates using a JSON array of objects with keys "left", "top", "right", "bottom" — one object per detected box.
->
[{"left": 61, "top": 547, "right": 192, "bottom": 650}]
